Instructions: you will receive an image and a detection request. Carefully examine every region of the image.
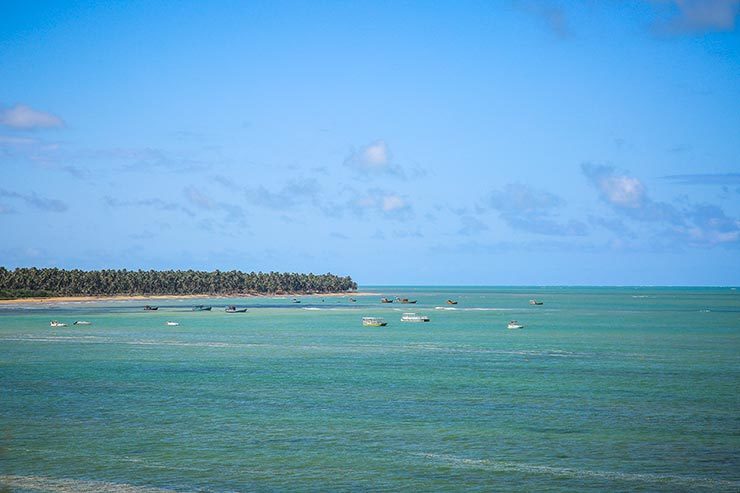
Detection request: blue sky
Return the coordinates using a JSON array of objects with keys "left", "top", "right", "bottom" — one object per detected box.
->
[{"left": 1, "top": 0, "right": 739, "bottom": 285}]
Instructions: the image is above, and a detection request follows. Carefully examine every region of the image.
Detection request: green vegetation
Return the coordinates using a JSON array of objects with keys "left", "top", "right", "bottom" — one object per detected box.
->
[
  {"left": 0, "top": 288, "right": 54, "bottom": 300},
  {"left": 0, "top": 267, "right": 357, "bottom": 299}
]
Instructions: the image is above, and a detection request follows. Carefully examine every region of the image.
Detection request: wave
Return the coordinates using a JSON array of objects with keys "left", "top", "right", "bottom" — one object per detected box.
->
[
  {"left": 413, "top": 453, "right": 739, "bottom": 490},
  {"left": 0, "top": 474, "right": 181, "bottom": 493}
]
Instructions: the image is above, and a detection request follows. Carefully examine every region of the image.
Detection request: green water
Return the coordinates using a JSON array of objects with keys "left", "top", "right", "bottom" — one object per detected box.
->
[{"left": 1, "top": 287, "right": 738, "bottom": 492}]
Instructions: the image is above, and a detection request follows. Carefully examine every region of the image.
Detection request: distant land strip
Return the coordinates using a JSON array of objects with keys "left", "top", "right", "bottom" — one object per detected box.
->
[{"left": 0, "top": 267, "right": 357, "bottom": 300}]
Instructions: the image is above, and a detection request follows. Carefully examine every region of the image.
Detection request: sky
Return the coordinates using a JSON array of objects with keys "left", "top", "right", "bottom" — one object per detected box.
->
[{"left": 1, "top": 0, "right": 739, "bottom": 285}]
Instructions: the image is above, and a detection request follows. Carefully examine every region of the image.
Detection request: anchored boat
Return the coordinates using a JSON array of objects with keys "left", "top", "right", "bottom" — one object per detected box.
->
[
  {"left": 400, "top": 313, "right": 430, "bottom": 323},
  {"left": 362, "top": 317, "right": 387, "bottom": 327},
  {"left": 225, "top": 305, "right": 247, "bottom": 313}
]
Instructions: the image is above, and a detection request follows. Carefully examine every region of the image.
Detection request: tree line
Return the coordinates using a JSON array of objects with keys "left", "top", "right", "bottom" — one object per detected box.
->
[{"left": 0, "top": 267, "right": 357, "bottom": 298}]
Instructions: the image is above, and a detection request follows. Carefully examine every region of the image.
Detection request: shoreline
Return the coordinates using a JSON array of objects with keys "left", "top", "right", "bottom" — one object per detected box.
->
[{"left": 0, "top": 291, "right": 379, "bottom": 306}]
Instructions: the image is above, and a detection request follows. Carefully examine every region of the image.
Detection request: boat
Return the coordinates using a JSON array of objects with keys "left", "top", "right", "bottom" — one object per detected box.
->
[
  {"left": 292, "top": 298, "right": 301, "bottom": 304},
  {"left": 380, "top": 297, "right": 394, "bottom": 303},
  {"left": 400, "top": 313, "right": 430, "bottom": 322},
  {"left": 192, "top": 305, "right": 212, "bottom": 311},
  {"left": 349, "top": 298, "right": 357, "bottom": 302},
  {"left": 447, "top": 299, "right": 458, "bottom": 305},
  {"left": 166, "top": 321, "right": 180, "bottom": 326},
  {"left": 529, "top": 300, "right": 543, "bottom": 305},
  {"left": 225, "top": 305, "right": 247, "bottom": 313},
  {"left": 144, "top": 305, "right": 158, "bottom": 311},
  {"left": 396, "top": 297, "right": 417, "bottom": 304},
  {"left": 49, "top": 320, "right": 67, "bottom": 327},
  {"left": 362, "top": 317, "right": 387, "bottom": 327},
  {"left": 507, "top": 320, "right": 524, "bottom": 329},
  {"left": 73, "top": 321, "right": 91, "bottom": 325}
]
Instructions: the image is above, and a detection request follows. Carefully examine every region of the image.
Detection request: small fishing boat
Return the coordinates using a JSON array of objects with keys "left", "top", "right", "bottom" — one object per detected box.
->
[
  {"left": 396, "top": 297, "right": 417, "bottom": 304},
  {"left": 50, "top": 320, "right": 67, "bottom": 327},
  {"left": 362, "top": 317, "right": 387, "bottom": 327},
  {"left": 529, "top": 300, "right": 543, "bottom": 305},
  {"left": 192, "top": 305, "right": 212, "bottom": 311},
  {"left": 507, "top": 320, "right": 524, "bottom": 329},
  {"left": 447, "top": 299, "right": 458, "bottom": 305},
  {"left": 349, "top": 298, "right": 357, "bottom": 302},
  {"left": 73, "top": 321, "right": 91, "bottom": 325},
  {"left": 166, "top": 321, "right": 180, "bottom": 326},
  {"left": 292, "top": 298, "right": 301, "bottom": 304},
  {"left": 401, "top": 313, "right": 430, "bottom": 322},
  {"left": 225, "top": 305, "right": 247, "bottom": 313},
  {"left": 380, "top": 297, "right": 393, "bottom": 303},
  {"left": 144, "top": 305, "right": 158, "bottom": 311}
]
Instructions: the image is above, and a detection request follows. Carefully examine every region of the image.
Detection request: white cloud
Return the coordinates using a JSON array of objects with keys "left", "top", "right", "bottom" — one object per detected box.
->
[
  {"left": 344, "top": 140, "right": 404, "bottom": 175},
  {"left": 362, "top": 140, "right": 390, "bottom": 168},
  {"left": 382, "top": 194, "right": 406, "bottom": 212},
  {"left": 353, "top": 189, "right": 412, "bottom": 219},
  {"left": 600, "top": 175, "right": 645, "bottom": 209},
  {"left": 0, "top": 104, "right": 64, "bottom": 129}
]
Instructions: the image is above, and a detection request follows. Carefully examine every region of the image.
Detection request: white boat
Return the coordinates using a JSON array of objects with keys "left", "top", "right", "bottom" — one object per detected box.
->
[
  {"left": 529, "top": 299, "right": 543, "bottom": 305},
  {"left": 225, "top": 305, "right": 247, "bottom": 313},
  {"left": 362, "top": 317, "right": 387, "bottom": 327},
  {"left": 166, "top": 321, "right": 180, "bottom": 326},
  {"left": 73, "top": 320, "right": 91, "bottom": 325},
  {"left": 49, "top": 320, "right": 67, "bottom": 327},
  {"left": 507, "top": 320, "right": 524, "bottom": 329},
  {"left": 400, "top": 313, "right": 430, "bottom": 323}
]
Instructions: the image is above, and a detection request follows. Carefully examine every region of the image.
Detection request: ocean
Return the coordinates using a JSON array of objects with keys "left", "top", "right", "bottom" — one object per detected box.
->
[{"left": 0, "top": 286, "right": 738, "bottom": 492}]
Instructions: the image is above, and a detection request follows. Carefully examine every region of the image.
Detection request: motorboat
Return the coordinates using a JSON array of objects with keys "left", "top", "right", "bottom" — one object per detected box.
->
[
  {"left": 529, "top": 300, "right": 543, "bottom": 305},
  {"left": 507, "top": 320, "right": 524, "bottom": 329},
  {"left": 292, "top": 299, "right": 301, "bottom": 304},
  {"left": 400, "top": 313, "right": 430, "bottom": 322},
  {"left": 396, "top": 297, "right": 417, "bottom": 304},
  {"left": 362, "top": 317, "right": 387, "bottom": 327},
  {"left": 144, "top": 305, "right": 158, "bottom": 311},
  {"left": 49, "top": 321, "right": 67, "bottom": 327},
  {"left": 166, "top": 321, "right": 180, "bottom": 326},
  {"left": 447, "top": 299, "right": 458, "bottom": 305},
  {"left": 192, "top": 305, "right": 212, "bottom": 311},
  {"left": 73, "top": 321, "right": 91, "bottom": 325},
  {"left": 380, "top": 297, "right": 393, "bottom": 303},
  {"left": 225, "top": 306, "right": 247, "bottom": 313}
]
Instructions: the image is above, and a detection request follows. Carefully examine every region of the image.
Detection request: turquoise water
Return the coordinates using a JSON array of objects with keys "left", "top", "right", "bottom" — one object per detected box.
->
[{"left": 0, "top": 286, "right": 738, "bottom": 492}]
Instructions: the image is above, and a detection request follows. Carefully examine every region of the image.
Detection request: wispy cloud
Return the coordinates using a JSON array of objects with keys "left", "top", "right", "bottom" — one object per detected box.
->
[
  {"left": 183, "top": 186, "right": 245, "bottom": 223},
  {"left": 651, "top": 0, "right": 740, "bottom": 34},
  {"left": 662, "top": 173, "right": 740, "bottom": 185},
  {"left": 0, "top": 189, "right": 68, "bottom": 212},
  {"left": 0, "top": 104, "right": 64, "bottom": 129},
  {"left": 0, "top": 135, "right": 38, "bottom": 146},
  {"left": 678, "top": 203, "right": 740, "bottom": 245},
  {"left": 242, "top": 179, "right": 321, "bottom": 210},
  {"left": 515, "top": 0, "right": 571, "bottom": 38},
  {"left": 582, "top": 163, "right": 682, "bottom": 223},
  {"left": 104, "top": 196, "right": 195, "bottom": 217},
  {"left": 583, "top": 163, "right": 740, "bottom": 245},
  {"left": 352, "top": 189, "right": 413, "bottom": 219},
  {"left": 486, "top": 183, "right": 587, "bottom": 236}
]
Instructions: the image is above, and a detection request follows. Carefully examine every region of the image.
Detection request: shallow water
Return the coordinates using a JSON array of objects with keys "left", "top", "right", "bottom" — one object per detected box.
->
[{"left": 1, "top": 286, "right": 738, "bottom": 492}]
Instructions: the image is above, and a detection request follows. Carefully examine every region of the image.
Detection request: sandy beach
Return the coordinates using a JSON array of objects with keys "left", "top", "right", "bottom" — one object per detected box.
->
[{"left": 0, "top": 291, "right": 379, "bottom": 306}]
